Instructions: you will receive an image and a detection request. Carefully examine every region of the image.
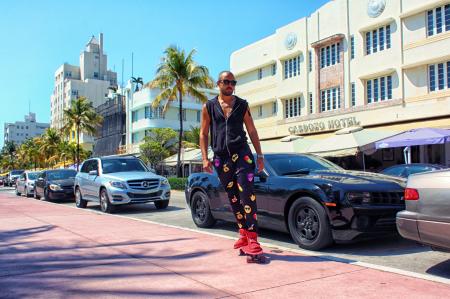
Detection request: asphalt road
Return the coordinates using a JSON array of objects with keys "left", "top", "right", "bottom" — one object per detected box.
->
[{"left": 2, "top": 186, "right": 449, "bottom": 281}]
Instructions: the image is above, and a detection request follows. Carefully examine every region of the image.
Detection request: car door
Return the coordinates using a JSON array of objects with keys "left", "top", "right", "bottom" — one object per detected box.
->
[
  {"left": 36, "top": 172, "right": 46, "bottom": 196},
  {"left": 85, "top": 159, "right": 100, "bottom": 200},
  {"left": 17, "top": 173, "right": 26, "bottom": 193},
  {"left": 78, "top": 160, "right": 91, "bottom": 198}
]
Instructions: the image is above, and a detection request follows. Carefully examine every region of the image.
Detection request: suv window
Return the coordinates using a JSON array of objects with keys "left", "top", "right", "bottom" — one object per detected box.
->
[{"left": 80, "top": 161, "right": 90, "bottom": 173}]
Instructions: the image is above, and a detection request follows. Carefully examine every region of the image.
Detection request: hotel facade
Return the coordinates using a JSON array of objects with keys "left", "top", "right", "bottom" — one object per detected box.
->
[{"left": 231, "top": 0, "right": 450, "bottom": 166}]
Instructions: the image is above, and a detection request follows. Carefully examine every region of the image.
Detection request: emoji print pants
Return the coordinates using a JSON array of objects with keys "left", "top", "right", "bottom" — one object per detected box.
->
[{"left": 213, "top": 146, "right": 258, "bottom": 232}]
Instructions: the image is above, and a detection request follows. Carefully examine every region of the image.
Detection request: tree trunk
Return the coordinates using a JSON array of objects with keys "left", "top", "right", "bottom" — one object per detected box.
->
[
  {"left": 76, "top": 126, "right": 80, "bottom": 172},
  {"left": 177, "top": 90, "right": 183, "bottom": 178}
]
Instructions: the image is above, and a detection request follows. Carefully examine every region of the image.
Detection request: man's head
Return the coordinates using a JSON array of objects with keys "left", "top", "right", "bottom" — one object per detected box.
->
[{"left": 217, "top": 71, "right": 237, "bottom": 96}]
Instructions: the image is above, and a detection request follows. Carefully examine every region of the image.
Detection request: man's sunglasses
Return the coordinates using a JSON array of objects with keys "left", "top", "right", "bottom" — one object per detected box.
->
[{"left": 219, "top": 79, "right": 237, "bottom": 86}]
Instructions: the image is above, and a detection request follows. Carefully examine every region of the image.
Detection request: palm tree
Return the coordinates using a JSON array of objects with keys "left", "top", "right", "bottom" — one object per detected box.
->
[
  {"left": 1, "top": 141, "right": 17, "bottom": 170},
  {"left": 63, "top": 97, "right": 103, "bottom": 171},
  {"left": 40, "top": 128, "right": 61, "bottom": 168},
  {"left": 183, "top": 126, "right": 200, "bottom": 149},
  {"left": 25, "top": 137, "right": 41, "bottom": 170},
  {"left": 131, "top": 77, "right": 144, "bottom": 92},
  {"left": 146, "top": 46, "right": 213, "bottom": 177}
]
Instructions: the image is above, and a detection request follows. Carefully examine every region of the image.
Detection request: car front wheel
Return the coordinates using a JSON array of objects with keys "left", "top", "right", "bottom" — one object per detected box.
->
[
  {"left": 75, "top": 187, "right": 87, "bottom": 208},
  {"left": 99, "top": 188, "right": 114, "bottom": 213},
  {"left": 191, "top": 191, "right": 216, "bottom": 228},
  {"left": 154, "top": 200, "right": 169, "bottom": 210},
  {"left": 288, "top": 197, "right": 333, "bottom": 251}
]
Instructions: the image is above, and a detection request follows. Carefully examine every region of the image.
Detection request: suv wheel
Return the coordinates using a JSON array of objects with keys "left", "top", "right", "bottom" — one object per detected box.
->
[
  {"left": 191, "top": 191, "right": 216, "bottom": 228},
  {"left": 288, "top": 197, "right": 333, "bottom": 251},
  {"left": 75, "top": 187, "right": 87, "bottom": 208},
  {"left": 100, "top": 188, "right": 115, "bottom": 213},
  {"left": 154, "top": 200, "right": 169, "bottom": 210}
]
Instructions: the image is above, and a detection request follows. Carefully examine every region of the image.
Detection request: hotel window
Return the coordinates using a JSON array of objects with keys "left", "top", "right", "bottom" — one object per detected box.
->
[
  {"left": 144, "top": 106, "right": 152, "bottom": 119},
  {"left": 309, "top": 93, "right": 313, "bottom": 114},
  {"left": 272, "top": 64, "right": 276, "bottom": 76},
  {"left": 178, "top": 109, "right": 187, "bottom": 121},
  {"left": 283, "top": 55, "right": 300, "bottom": 79},
  {"left": 366, "top": 75, "right": 393, "bottom": 103},
  {"left": 258, "top": 105, "right": 263, "bottom": 117},
  {"left": 132, "top": 111, "right": 138, "bottom": 122},
  {"left": 258, "top": 68, "right": 262, "bottom": 80},
  {"left": 350, "top": 36, "right": 355, "bottom": 59},
  {"left": 197, "top": 110, "right": 201, "bottom": 122},
  {"left": 427, "top": 5, "right": 450, "bottom": 36},
  {"left": 94, "top": 72, "right": 99, "bottom": 78},
  {"left": 320, "top": 43, "right": 340, "bottom": 68},
  {"left": 365, "top": 25, "right": 391, "bottom": 55},
  {"left": 284, "top": 96, "right": 301, "bottom": 118},
  {"left": 351, "top": 82, "right": 356, "bottom": 106},
  {"left": 272, "top": 102, "right": 277, "bottom": 115},
  {"left": 308, "top": 50, "right": 312, "bottom": 72},
  {"left": 132, "top": 133, "right": 138, "bottom": 144},
  {"left": 428, "top": 61, "right": 450, "bottom": 92},
  {"left": 154, "top": 107, "right": 165, "bottom": 119},
  {"left": 320, "top": 87, "right": 340, "bottom": 112}
]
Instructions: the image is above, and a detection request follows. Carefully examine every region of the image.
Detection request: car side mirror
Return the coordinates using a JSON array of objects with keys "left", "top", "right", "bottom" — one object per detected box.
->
[{"left": 88, "top": 170, "right": 98, "bottom": 176}]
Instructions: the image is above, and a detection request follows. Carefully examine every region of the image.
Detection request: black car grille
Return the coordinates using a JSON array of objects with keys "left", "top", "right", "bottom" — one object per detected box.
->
[
  {"left": 127, "top": 190, "right": 162, "bottom": 202},
  {"left": 127, "top": 179, "right": 159, "bottom": 190},
  {"left": 62, "top": 185, "right": 74, "bottom": 191},
  {"left": 347, "top": 192, "right": 404, "bottom": 205}
]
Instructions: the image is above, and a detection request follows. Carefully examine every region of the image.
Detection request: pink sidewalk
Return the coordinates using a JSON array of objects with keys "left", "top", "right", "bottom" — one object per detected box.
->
[{"left": 1, "top": 192, "right": 449, "bottom": 299}]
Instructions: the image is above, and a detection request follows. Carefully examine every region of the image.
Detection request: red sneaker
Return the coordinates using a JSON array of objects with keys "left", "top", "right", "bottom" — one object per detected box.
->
[{"left": 242, "top": 231, "right": 263, "bottom": 255}]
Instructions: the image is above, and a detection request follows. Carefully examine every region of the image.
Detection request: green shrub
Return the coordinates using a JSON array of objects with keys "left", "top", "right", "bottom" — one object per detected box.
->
[{"left": 168, "top": 177, "right": 188, "bottom": 190}]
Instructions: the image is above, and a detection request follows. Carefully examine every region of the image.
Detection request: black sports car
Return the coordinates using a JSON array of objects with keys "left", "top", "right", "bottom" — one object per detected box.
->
[{"left": 185, "top": 153, "right": 406, "bottom": 250}]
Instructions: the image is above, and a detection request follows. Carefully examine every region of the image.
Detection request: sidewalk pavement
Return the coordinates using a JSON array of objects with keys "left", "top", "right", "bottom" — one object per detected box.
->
[{"left": 1, "top": 192, "right": 449, "bottom": 299}]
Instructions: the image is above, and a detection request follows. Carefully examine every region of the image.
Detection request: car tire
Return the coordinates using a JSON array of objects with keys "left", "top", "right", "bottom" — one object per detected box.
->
[
  {"left": 154, "top": 200, "right": 169, "bottom": 210},
  {"left": 75, "top": 187, "right": 87, "bottom": 208},
  {"left": 288, "top": 197, "right": 333, "bottom": 251},
  {"left": 99, "top": 188, "right": 115, "bottom": 214},
  {"left": 34, "top": 188, "right": 40, "bottom": 199},
  {"left": 42, "top": 188, "right": 50, "bottom": 201},
  {"left": 191, "top": 191, "right": 216, "bottom": 228}
]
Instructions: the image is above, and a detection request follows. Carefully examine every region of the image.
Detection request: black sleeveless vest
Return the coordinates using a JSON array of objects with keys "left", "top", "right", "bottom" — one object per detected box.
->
[{"left": 206, "top": 96, "right": 249, "bottom": 156}]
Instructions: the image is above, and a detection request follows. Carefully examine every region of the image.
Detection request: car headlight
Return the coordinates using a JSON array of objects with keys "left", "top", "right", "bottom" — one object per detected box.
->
[
  {"left": 49, "top": 184, "right": 62, "bottom": 191},
  {"left": 160, "top": 178, "right": 169, "bottom": 186},
  {"left": 347, "top": 192, "right": 372, "bottom": 204},
  {"left": 110, "top": 181, "right": 127, "bottom": 189}
]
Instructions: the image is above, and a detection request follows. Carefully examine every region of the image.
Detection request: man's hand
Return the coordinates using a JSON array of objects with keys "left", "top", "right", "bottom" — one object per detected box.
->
[
  {"left": 257, "top": 157, "right": 265, "bottom": 173},
  {"left": 203, "top": 159, "right": 213, "bottom": 173}
]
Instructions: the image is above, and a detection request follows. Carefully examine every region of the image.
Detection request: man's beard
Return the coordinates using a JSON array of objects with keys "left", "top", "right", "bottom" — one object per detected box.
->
[{"left": 222, "top": 89, "right": 233, "bottom": 96}]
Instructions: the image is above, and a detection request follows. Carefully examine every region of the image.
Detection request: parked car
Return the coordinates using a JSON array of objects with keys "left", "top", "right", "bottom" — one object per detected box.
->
[
  {"left": 380, "top": 163, "right": 446, "bottom": 178},
  {"left": 34, "top": 169, "right": 77, "bottom": 201},
  {"left": 4, "top": 170, "right": 24, "bottom": 186},
  {"left": 185, "top": 153, "right": 406, "bottom": 251},
  {"left": 397, "top": 169, "right": 450, "bottom": 252},
  {"left": 74, "top": 155, "right": 171, "bottom": 213},
  {"left": 15, "top": 171, "right": 40, "bottom": 197}
]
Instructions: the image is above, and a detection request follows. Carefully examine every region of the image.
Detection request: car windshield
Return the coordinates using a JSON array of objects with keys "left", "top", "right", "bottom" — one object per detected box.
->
[
  {"left": 267, "top": 155, "right": 342, "bottom": 175},
  {"left": 11, "top": 170, "right": 24, "bottom": 175},
  {"left": 27, "top": 173, "right": 39, "bottom": 180},
  {"left": 47, "top": 170, "right": 77, "bottom": 180},
  {"left": 101, "top": 158, "right": 148, "bottom": 174}
]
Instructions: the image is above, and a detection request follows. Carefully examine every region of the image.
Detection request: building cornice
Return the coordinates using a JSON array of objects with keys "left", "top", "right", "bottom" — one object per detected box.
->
[
  {"left": 358, "top": 17, "right": 395, "bottom": 33},
  {"left": 311, "top": 34, "right": 345, "bottom": 48}
]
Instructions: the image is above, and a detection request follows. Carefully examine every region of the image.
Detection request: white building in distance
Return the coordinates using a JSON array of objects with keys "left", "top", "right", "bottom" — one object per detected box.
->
[
  {"left": 231, "top": 0, "right": 450, "bottom": 166},
  {"left": 3, "top": 112, "right": 49, "bottom": 145},
  {"left": 50, "top": 33, "right": 117, "bottom": 149}
]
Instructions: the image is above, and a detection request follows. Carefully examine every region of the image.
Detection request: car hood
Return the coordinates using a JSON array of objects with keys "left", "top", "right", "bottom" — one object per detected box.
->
[
  {"left": 299, "top": 170, "right": 407, "bottom": 188},
  {"left": 102, "top": 171, "right": 162, "bottom": 181},
  {"left": 49, "top": 179, "right": 75, "bottom": 186}
]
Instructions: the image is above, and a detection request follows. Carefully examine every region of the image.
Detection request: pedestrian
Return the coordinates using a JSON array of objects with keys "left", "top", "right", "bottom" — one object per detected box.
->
[{"left": 200, "top": 71, "right": 266, "bottom": 263}]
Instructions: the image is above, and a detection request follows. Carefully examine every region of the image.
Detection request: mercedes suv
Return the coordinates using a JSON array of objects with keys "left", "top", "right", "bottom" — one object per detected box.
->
[{"left": 75, "top": 156, "right": 171, "bottom": 213}]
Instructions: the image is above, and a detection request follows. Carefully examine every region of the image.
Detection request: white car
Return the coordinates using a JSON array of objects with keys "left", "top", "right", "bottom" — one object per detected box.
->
[
  {"left": 74, "top": 156, "right": 171, "bottom": 213},
  {"left": 15, "top": 171, "right": 40, "bottom": 197}
]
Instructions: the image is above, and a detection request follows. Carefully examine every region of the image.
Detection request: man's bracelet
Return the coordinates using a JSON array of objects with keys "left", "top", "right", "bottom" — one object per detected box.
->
[{"left": 257, "top": 154, "right": 264, "bottom": 159}]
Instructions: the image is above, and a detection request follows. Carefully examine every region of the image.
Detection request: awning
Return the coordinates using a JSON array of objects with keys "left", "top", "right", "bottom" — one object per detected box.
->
[
  {"left": 373, "top": 128, "right": 450, "bottom": 149},
  {"left": 306, "top": 126, "right": 399, "bottom": 157},
  {"left": 251, "top": 136, "right": 315, "bottom": 154},
  {"left": 162, "top": 148, "right": 213, "bottom": 166}
]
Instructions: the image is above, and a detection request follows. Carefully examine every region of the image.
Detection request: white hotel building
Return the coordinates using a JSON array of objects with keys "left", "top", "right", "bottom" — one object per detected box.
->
[{"left": 231, "top": 0, "right": 450, "bottom": 166}]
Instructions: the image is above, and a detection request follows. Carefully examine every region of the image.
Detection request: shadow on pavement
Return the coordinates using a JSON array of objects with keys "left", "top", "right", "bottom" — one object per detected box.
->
[
  {"left": 426, "top": 259, "right": 450, "bottom": 279},
  {"left": 85, "top": 203, "right": 185, "bottom": 215}
]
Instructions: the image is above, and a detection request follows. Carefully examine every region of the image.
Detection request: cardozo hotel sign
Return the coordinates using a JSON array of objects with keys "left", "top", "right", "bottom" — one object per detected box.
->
[{"left": 288, "top": 116, "right": 361, "bottom": 134}]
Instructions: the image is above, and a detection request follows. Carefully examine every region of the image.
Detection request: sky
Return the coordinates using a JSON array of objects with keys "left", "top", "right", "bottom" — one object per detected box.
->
[{"left": 0, "top": 0, "right": 329, "bottom": 148}]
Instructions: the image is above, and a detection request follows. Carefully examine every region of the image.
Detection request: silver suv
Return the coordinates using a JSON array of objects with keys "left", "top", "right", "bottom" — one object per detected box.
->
[{"left": 74, "top": 156, "right": 171, "bottom": 213}]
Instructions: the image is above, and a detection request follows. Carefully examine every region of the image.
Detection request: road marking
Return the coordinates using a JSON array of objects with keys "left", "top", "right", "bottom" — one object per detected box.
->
[{"left": 5, "top": 191, "right": 450, "bottom": 285}]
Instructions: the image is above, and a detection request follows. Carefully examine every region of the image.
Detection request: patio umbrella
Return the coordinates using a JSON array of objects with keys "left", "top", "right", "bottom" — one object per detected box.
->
[
  {"left": 373, "top": 128, "right": 450, "bottom": 149},
  {"left": 306, "top": 126, "right": 398, "bottom": 157}
]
